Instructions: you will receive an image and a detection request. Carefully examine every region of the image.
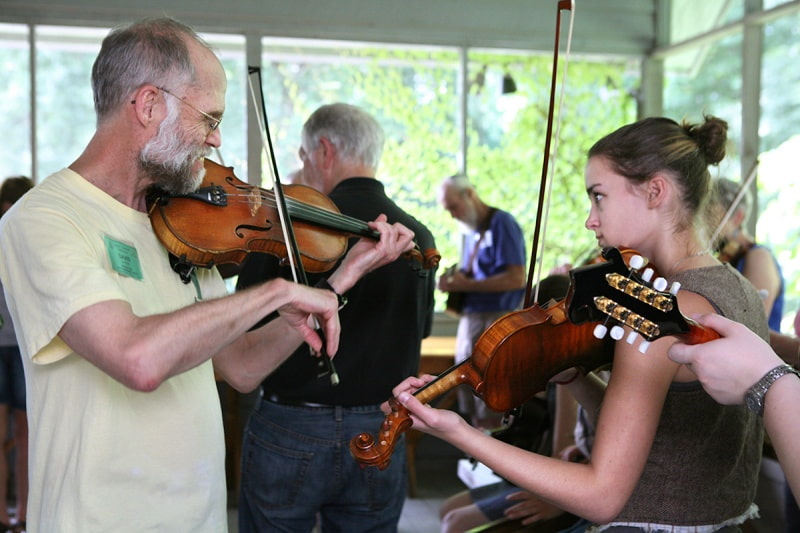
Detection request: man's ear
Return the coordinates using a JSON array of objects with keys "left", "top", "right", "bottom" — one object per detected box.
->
[
  {"left": 129, "top": 85, "right": 162, "bottom": 127},
  {"left": 319, "top": 137, "right": 337, "bottom": 169}
]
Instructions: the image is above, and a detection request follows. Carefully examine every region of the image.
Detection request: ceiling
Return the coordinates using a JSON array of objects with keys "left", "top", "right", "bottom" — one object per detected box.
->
[{"left": 1, "top": 0, "right": 658, "bottom": 57}]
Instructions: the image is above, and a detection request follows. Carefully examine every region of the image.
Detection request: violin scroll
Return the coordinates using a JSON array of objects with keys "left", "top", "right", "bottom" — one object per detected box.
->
[
  {"left": 350, "top": 398, "right": 412, "bottom": 470},
  {"left": 419, "top": 247, "right": 442, "bottom": 270},
  {"left": 351, "top": 360, "right": 484, "bottom": 468}
]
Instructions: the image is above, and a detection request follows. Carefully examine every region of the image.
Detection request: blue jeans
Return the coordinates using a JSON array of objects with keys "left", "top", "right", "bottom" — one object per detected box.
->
[{"left": 238, "top": 395, "right": 408, "bottom": 533}]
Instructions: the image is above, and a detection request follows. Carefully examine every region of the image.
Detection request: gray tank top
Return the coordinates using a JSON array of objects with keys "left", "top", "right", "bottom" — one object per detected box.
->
[{"left": 611, "top": 264, "right": 768, "bottom": 527}]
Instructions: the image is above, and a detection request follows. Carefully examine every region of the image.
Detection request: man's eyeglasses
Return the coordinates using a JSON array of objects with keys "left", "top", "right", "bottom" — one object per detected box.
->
[{"left": 158, "top": 86, "right": 221, "bottom": 133}]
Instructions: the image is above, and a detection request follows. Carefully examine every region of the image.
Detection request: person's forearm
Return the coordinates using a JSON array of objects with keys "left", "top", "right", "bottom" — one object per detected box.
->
[
  {"left": 763, "top": 373, "right": 800, "bottom": 505},
  {"left": 148, "top": 278, "right": 303, "bottom": 386},
  {"left": 215, "top": 314, "right": 307, "bottom": 392}
]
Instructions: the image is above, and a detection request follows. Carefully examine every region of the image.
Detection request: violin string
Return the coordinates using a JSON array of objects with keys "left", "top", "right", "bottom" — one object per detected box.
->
[{"left": 221, "top": 191, "right": 377, "bottom": 237}]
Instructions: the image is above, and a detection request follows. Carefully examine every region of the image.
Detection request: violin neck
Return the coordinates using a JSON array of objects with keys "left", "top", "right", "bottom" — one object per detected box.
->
[
  {"left": 414, "top": 360, "right": 475, "bottom": 404},
  {"left": 287, "top": 197, "right": 380, "bottom": 240}
]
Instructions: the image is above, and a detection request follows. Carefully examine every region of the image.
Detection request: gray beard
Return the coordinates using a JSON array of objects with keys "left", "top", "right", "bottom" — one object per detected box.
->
[{"left": 139, "top": 155, "right": 205, "bottom": 196}]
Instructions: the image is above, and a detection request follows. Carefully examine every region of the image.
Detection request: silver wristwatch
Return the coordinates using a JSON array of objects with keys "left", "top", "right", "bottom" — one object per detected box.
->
[{"left": 744, "top": 363, "right": 800, "bottom": 416}]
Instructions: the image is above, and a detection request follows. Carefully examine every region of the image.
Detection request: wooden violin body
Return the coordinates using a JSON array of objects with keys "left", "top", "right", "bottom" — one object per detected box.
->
[
  {"left": 149, "top": 159, "right": 344, "bottom": 272},
  {"left": 148, "top": 159, "right": 441, "bottom": 273}
]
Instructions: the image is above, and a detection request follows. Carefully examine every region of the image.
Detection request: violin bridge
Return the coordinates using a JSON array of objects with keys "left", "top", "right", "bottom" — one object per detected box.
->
[{"left": 247, "top": 186, "right": 262, "bottom": 217}]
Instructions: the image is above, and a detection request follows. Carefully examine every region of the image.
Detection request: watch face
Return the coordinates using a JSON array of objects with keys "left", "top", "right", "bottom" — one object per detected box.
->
[{"left": 745, "top": 390, "right": 763, "bottom": 415}]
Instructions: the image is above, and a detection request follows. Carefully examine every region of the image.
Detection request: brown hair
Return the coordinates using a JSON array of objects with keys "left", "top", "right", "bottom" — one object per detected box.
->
[
  {"left": 0, "top": 175, "right": 34, "bottom": 208},
  {"left": 588, "top": 115, "right": 728, "bottom": 218}
]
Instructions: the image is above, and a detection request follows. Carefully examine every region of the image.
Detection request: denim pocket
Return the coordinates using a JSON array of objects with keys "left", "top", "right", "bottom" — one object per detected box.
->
[{"left": 241, "top": 422, "right": 314, "bottom": 510}]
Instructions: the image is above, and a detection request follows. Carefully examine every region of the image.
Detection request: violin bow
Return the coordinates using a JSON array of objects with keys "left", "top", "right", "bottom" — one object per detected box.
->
[
  {"left": 246, "top": 66, "right": 340, "bottom": 386},
  {"left": 524, "top": 0, "right": 576, "bottom": 308}
]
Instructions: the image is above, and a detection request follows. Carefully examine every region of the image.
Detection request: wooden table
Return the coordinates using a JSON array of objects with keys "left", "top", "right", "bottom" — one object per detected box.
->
[{"left": 419, "top": 335, "right": 457, "bottom": 375}]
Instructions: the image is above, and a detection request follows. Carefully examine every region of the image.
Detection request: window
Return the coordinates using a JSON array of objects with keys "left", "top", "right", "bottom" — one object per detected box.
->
[
  {"left": 663, "top": 6, "right": 800, "bottom": 331},
  {"left": 35, "top": 25, "right": 106, "bottom": 179},
  {"left": 0, "top": 23, "right": 31, "bottom": 180},
  {"left": 260, "top": 38, "right": 461, "bottom": 271},
  {"left": 465, "top": 51, "right": 639, "bottom": 270},
  {"left": 204, "top": 32, "right": 246, "bottom": 175},
  {"left": 258, "top": 40, "right": 639, "bottom": 274},
  {"left": 663, "top": 31, "right": 743, "bottom": 179},
  {"left": 756, "top": 9, "right": 800, "bottom": 328}
]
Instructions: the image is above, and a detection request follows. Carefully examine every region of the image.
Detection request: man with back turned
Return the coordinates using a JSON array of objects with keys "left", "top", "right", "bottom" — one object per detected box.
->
[{"left": 237, "top": 103, "right": 437, "bottom": 532}]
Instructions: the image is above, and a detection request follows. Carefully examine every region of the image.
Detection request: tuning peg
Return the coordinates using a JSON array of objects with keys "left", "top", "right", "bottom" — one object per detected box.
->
[
  {"left": 641, "top": 268, "right": 654, "bottom": 283},
  {"left": 610, "top": 325, "right": 625, "bottom": 340},
  {"left": 626, "top": 331, "right": 639, "bottom": 344},
  {"left": 629, "top": 254, "right": 645, "bottom": 270},
  {"left": 669, "top": 281, "right": 681, "bottom": 295},
  {"left": 638, "top": 340, "right": 651, "bottom": 353},
  {"left": 653, "top": 277, "right": 668, "bottom": 291},
  {"left": 593, "top": 324, "right": 608, "bottom": 339}
]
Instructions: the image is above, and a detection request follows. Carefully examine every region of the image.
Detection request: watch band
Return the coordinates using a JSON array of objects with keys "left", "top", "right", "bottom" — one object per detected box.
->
[
  {"left": 745, "top": 363, "right": 800, "bottom": 416},
  {"left": 314, "top": 278, "right": 348, "bottom": 310}
]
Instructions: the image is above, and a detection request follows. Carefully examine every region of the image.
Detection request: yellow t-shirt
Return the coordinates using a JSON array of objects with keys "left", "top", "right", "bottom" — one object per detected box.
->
[{"left": 0, "top": 168, "right": 228, "bottom": 532}]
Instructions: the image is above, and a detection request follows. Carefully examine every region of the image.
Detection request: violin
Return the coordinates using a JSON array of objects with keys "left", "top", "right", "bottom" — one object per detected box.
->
[
  {"left": 350, "top": 247, "right": 720, "bottom": 469},
  {"left": 147, "top": 158, "right": 441, "bottom": 273},
  {"left": 716, "top": 238, "right": 751, "bottom": 266},
  {"left": 350, "top": 297, "right": 611, "bottom": 469}
]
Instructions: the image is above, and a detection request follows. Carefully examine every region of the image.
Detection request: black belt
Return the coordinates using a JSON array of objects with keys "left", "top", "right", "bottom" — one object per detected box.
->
[{"left": 264, "top": 393, "right": 331, "bottom": 409}]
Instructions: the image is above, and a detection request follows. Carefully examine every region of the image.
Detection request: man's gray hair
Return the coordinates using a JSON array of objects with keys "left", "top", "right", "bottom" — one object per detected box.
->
[
  {"left": 441, "top": 173, "right": 474, "bottom": 193},
  {"left": 91, "top": 17, "right": 213, "bottom": 123},
  {"left": 301, "top": 103, "right": 385, "bottom": 169}
]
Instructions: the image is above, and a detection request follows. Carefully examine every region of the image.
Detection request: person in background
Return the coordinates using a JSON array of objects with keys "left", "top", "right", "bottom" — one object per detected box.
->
[
  {"left": 236, "top": 103, "right": 437, "bottom": 533},
  {"left": 668, "top": 313, "right": 800, "bottom": 511},
  {"left": 0, "top": 19, "right": 413, "bottom": 532},
  {"left": 711, "top": 176, "right": 792, "bottom": 530},
  {"left": 392, "top": 115, "right": 769, "bottom": 532},
  {"left": 437, "top": 174, "right": 526, "bottom": 429},
  {"left": 712, "top": 176, "right": 784, "bottom": 330},
  {"left": 0, "top": 176, "right": 33, "bottom": 533}
]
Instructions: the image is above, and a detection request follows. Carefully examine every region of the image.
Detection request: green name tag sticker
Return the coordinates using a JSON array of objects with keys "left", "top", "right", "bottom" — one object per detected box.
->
[{"left": 104, "top": 235, "right": 143, "bottom": 280}]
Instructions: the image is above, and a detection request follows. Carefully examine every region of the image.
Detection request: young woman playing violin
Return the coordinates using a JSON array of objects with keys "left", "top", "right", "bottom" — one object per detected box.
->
[
  {"left": 712, "top": 177, "right": 785, "bottom": 331},
  {"left": 391, "top": 115, "right": 770, "bottom": 532}
]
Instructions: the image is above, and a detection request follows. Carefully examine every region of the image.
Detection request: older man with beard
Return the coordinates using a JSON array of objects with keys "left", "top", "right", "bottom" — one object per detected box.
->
[
  {"left": 0, "top": 18, "right": 414, "bottom": 533},
  {"left": 437, "top": 174, "right": 527, "bottom": 429}
]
